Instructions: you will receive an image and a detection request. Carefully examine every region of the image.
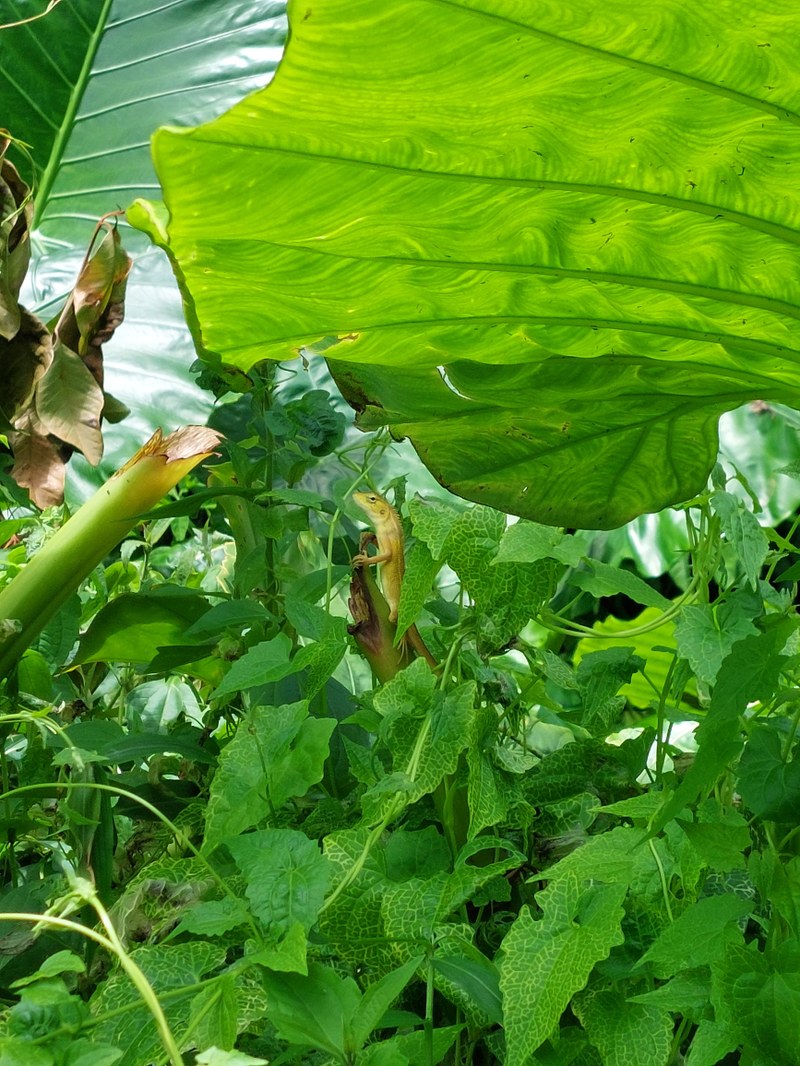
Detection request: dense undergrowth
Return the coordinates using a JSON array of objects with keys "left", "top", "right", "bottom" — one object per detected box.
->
[{"left": 2, "top": 370, "right": 800, "bottom": 1066}]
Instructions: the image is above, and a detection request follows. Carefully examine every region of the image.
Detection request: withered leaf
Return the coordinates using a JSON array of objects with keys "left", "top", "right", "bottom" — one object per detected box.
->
[
  {"left": 35, "top": 340, "right": 104, "bottom": 465},
  {"left": 0, "top": 148, "right": 33, "bottom": 340},
  {"left": 10, "top": 410, "right": 67, "bottom": 510},
  {"left": 0, "top": 308, "right": 52, "bottom": 432}
]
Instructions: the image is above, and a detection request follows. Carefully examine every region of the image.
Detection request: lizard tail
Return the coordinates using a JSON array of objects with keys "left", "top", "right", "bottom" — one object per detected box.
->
[{"left": 399, "top": 624, "right": 438, "bottom": 670}]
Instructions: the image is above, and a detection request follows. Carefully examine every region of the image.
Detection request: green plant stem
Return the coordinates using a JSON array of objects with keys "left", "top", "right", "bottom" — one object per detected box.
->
[
  {"left": 85, "top": 888, "right": 186, "bottom": 1066},
  {"left": 37, "top": 972, "right": 233, "bottom": 1045},
  {"left": 322, "top": 712, "right": 433, "bottom": 912},
  {"left": 257, "top": 366, "right": 279, "bottom": 615},
  {"left": 0, "top": 912, "right": 184, "bottom": 1066},
  {"left": 669, "top": 1017, "right": 692, "bottom": 1064},
  {"left": 540, "top": 577, "right": 700, "bottom": 640},
  {"left": 780, "top": 698, "right": 800, "bottom": 761},
  {"left": 654, "top": 655, "right": 679, "bottom": 781},
  {"left": 2, "top": 780, "right": 263, "bottom": 945},
  {"left": 648, "top": 839, "right": 673, "bottom": 923},
  {"left": 154, "top": 979, "right": 223, "bottom": 1066},
  {"left": 425, "top": 945, "right": 435, "bottom": 1066},
  {"left": 0, "top": 426, "right": 221, "bottom": 676}
]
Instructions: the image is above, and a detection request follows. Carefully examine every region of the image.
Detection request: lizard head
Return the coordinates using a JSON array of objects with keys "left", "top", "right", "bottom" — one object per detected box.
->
[{"left": 353, "top": 490, "right": 392, "bottom": 522}]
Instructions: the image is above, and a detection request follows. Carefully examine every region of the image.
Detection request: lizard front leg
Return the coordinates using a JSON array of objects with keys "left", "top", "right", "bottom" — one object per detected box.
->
[{"left": 352, "top": 550, "right": 392, "bottom": 567}]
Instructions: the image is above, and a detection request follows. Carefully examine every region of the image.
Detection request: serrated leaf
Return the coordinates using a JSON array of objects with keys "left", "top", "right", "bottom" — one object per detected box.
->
[
  {"left": 541, "top": 825, "right": 651, "bottom": 886},
  {"left": 356, "top": 1043, "right": 409, "bottom": 1066},
  {"left": 574, "top": 607, "right": 696, "bottom": 712},
  {"left": 319, "top": 829, "right": 396, "bottom": 976},
  {"left": 383, "top": 827, "right": 451, "bottom": 881},
  {"left": 575, "top": 648, "right": 645, "bottom": 736},
  {"left": 466, "top": 743, "right": 512, "bottom": 838},
  {"left": 446, "top": 506, "right": 558, "bottom": 647},
  {"left": 359, "top": 1026, "right": 460, "bottom": 1066},
  {"left": 292, "top": 622, "right": 348, "bottom": 699},
  {"left": 674, "top": 592, "right": 761, "bottom": 686},
  {"left": 595, "top": 793, "right": 666, "bottom": 821},
  {"left": 210, "top": 634, "right": 296, "bottom": 698},
  {"left": 684, "top": 1020, "right": 739, "bottom": 1066},
  {"left": 494, "top": 521, "right": 588, "bottom": 567},
  {"left": 653, "top": 625, "right": 789, "bottom": 833},
  {"left": 500, "top": 875, "right": 627, "bottom": 1066},
  {"left": 466, "top": 704, "right": 516, "bottom": 837},
  {"left": 541, "top": 649, "right": 579, "bottom": 691},
  {"left": 637, "top": 894, "right": 751, "bottom": 978},
  {"left": 365, "top": 663, "right": 475, "bottom": 823},
  {"left": 569, "top": 561, "right": 671, "bottom": 610},
  {"left": 191, "top": 975, "right": 239, "bottom": 1053},
  {"left": 675, "top": 800, "right": 751, "bottom": 873},
  {"left": 524, "top": 740, "right": 611, "bottom": 807},
  {"left": 227, "top": 829, "right": 330, "bottom": 939},
  {"left": 628, "top": 970, "right": 713, "bottom": 1018},
  {"left": 713, "top": 942, "right": 800, "bottom": 1065},
  {"left": 245, "top": 921, "right": 309, "bottom": 975},
  {"left": 711, "top": 491, "right": 769, "bottom": 589}
]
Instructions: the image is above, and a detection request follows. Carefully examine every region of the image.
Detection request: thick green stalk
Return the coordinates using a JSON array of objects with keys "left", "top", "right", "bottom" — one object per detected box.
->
[{"left": 0, "top": 426, "right": 221, "bottom": 677}]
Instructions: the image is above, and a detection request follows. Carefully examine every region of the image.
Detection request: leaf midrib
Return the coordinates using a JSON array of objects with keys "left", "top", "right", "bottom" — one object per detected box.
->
[{"left": 33, "top": 0, "right": 116, "bottom": 227}]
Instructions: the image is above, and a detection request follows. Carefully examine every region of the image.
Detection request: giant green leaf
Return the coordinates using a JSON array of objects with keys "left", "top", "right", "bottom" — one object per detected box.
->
[
  {"left": 0, "top": 0, "right": 286, "bottom": 495},
  {"left": 140, "top": 0, "right": 800, "bottom": 527}
]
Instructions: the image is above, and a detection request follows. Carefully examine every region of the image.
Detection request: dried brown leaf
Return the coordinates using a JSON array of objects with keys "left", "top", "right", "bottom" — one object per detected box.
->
[
  {"left": 35, "top": 341, "right": 104, "bottom": 464},
  {"left": 0, "top": 308, "right": 52, "bottom": 431},
  {"left": 10, "top": 411, "right": 66, "bottom": 509}
]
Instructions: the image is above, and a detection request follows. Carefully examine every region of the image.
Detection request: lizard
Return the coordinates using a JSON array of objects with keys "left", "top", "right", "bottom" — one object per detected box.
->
[{"left": 351, "top": 490, "right": 437, "bottom": 669}]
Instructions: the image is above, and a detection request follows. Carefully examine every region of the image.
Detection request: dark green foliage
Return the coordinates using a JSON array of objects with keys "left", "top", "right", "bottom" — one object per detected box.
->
[{"left": 4, "top": 372, "right": 800, "bottom": 1066}]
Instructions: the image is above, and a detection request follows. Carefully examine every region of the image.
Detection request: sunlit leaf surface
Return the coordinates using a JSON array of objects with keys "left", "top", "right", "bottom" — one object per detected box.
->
[{"left": 145, "top": 0, "right": 800, "bottom": 527}]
